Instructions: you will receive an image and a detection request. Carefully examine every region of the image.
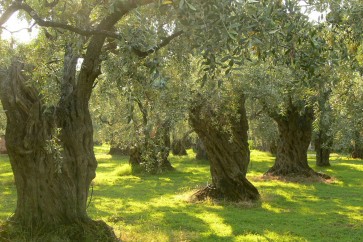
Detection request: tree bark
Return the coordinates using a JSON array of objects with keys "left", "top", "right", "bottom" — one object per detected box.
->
[
  {"left": 129, "top": 144, "right": 142, "bottom": 173},
  {"left": 0, "top": 60, "right": 116, "bottom": 240},
  {"left": 352, "top": 145, "right": 363, "bottom": 159},
  {"left": 314, "top": 86, "right": 333, "bottom": 167},
  {"left": 189, "top": 95, "right": 259, "bottom": 202},
  {"left": 269, "top": 140, "right": 277, "bottom": 155},
  {"left": 159, "top": 124, "right": 173, "bottom": 170},
  {"left": 266, "top": 106, "right": 325, "bottom": 177},
  {"left": 351, "top": 131, "right": 363, "bottom": 159},
  {"left": 314, "top": 130, "right": 332, "bottom": 166},
  {"left": 0, "top": 34, "right": 117, "bottom": 241},
  {"left": 194, "top": 138, "right": 208, "bottom": 160},
  {"left": 171, "top": 130, "right": 193, "bottom": 156},
  {"left": 0, "top": 135, "right": 6, "bottom": 154},
  {"left": 0, "top": 1, "right": 161, "bottom": 240},
  {"left": 172, "top": 139, "right": 188, "bottom": 156}
]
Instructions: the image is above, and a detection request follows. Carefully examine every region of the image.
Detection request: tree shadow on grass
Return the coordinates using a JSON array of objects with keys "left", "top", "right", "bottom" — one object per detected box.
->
[
  {"left": 89, "top": 151, "right": 363, "bottom": 241},
  {"left": 184, "top": 181, "right": 362, "bottom": 241}
]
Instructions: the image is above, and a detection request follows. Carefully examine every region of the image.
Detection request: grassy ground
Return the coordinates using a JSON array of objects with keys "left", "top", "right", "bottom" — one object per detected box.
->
[{"left": 1, "top": 147, "right": 363, "bottom": 241}]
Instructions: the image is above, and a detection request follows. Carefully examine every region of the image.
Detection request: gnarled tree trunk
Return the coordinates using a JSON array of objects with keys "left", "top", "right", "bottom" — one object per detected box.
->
[
  {"left": 0, "top": 36, "right": 119, "bottom": 242},
  {"left": 0, "top": 1, "right": 168, "bottom": 240},
  {"left": 0, "top": 59, "right": 115, "bottom": 240},
  {"left": 266, "top": 106, "right": 327, "bottom": 178},
  {"left": 189, "top": 95, "right": 259, "bottom": 202}
]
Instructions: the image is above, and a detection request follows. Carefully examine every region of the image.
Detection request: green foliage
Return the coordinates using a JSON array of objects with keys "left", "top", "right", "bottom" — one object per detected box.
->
[
  {"left": 90, "top": 5, "right": 192, "bottom": 173},
  {"left": 329, "top": 71, "right": 363, "bottom": 153},
  {"left": 247, "top": 106, "right": 278, "bottom": 153},
  {"left": 2, "top": 149, "right": 363, "bottom": 241}
]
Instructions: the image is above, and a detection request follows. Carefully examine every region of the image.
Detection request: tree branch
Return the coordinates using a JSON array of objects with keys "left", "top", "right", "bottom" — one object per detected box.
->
[
  {"left": 132, "top": 30, "right": 184, "bottom": 58},
  {"left": 0, "top": 2, "right": 22, "bottom": 27},
  {"left": 75, "top": 0, "right": 156, "bottom": 99},
  {"left": 0, "top": 1, "right": 156, "bottom": 40},
  {"left": 21, "top": 2, "right": 124, "bottom": 39}
]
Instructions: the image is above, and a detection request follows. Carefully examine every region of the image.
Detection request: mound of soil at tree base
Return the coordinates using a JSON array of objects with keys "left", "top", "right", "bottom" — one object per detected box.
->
[{"left": 0, "top": 136, "right": 6, "bottom": 154}]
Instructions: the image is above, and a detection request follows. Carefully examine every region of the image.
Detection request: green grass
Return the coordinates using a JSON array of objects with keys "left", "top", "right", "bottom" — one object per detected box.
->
[{"left": 1, "top": 149, "right": 363, "bottom": 241}]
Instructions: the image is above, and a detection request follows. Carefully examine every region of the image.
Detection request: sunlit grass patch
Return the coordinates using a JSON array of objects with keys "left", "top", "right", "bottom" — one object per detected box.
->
[
  {"left": 94, "top": 144, "right": 111, "bottom": 154},
  {"left": 113, "top": 164, "right": 132, "bottom": 176}
]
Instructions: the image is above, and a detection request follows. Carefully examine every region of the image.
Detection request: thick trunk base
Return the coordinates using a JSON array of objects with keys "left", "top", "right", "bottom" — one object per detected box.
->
[
  {"left": 351, "top": 148, "right": 363, "bottom": 159},
  {"left": 189, "top": 95, "right": 259, "bottom": 202},
  {"left": 265, "top": 166, "right": 330, "bottom": 179},
  {"left": 316, "top": 148, "right": 331, "bottom": 167},
  {"left": 267, "top": 107, "right": 332, "bottom": 179},
  {"left": 265, "top": 164, "right": 331, "bottom": 181},
  {"left": 191, "top": 175, "right": 260, "bottom": 202},
  {"left": 0, "top": 219, "right": 119, "bottom": 242},
  {"left": 315, "top": 130, "right": 332, "bottom": 167}
]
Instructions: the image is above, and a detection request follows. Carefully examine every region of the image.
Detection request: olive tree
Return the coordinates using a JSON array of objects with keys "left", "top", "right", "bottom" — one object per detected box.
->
[{"left": 0, "top": 0, "right": 181, "bottom": 240}]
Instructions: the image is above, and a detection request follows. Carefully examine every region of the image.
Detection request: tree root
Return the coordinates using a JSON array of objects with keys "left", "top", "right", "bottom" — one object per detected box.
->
[
  {"left": 190, "top": 185, "right": 220, "bottom": 202},
  {"left": 190, "top": 183, "right": 260, "bottom": 203},
  {"left": 0, "top": 219, "right": 120, "bottom": 242}
]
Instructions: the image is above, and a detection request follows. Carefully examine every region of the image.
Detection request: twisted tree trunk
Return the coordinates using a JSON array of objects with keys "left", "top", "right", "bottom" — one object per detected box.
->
[
  {"left": 189, "top": 95, "right": 259, "bottom": 202},
  {"left": 0, "top": 35, "right": 118, "bottom": 242},
  {"left": 266, "top": 105, "right": 328, "bottom": 178},
  {"left": 0, "top": 59, "right": 116, "bottom": 240},
  {"left": 0, "top": 1, "right": 167, "bottom": 240}
]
